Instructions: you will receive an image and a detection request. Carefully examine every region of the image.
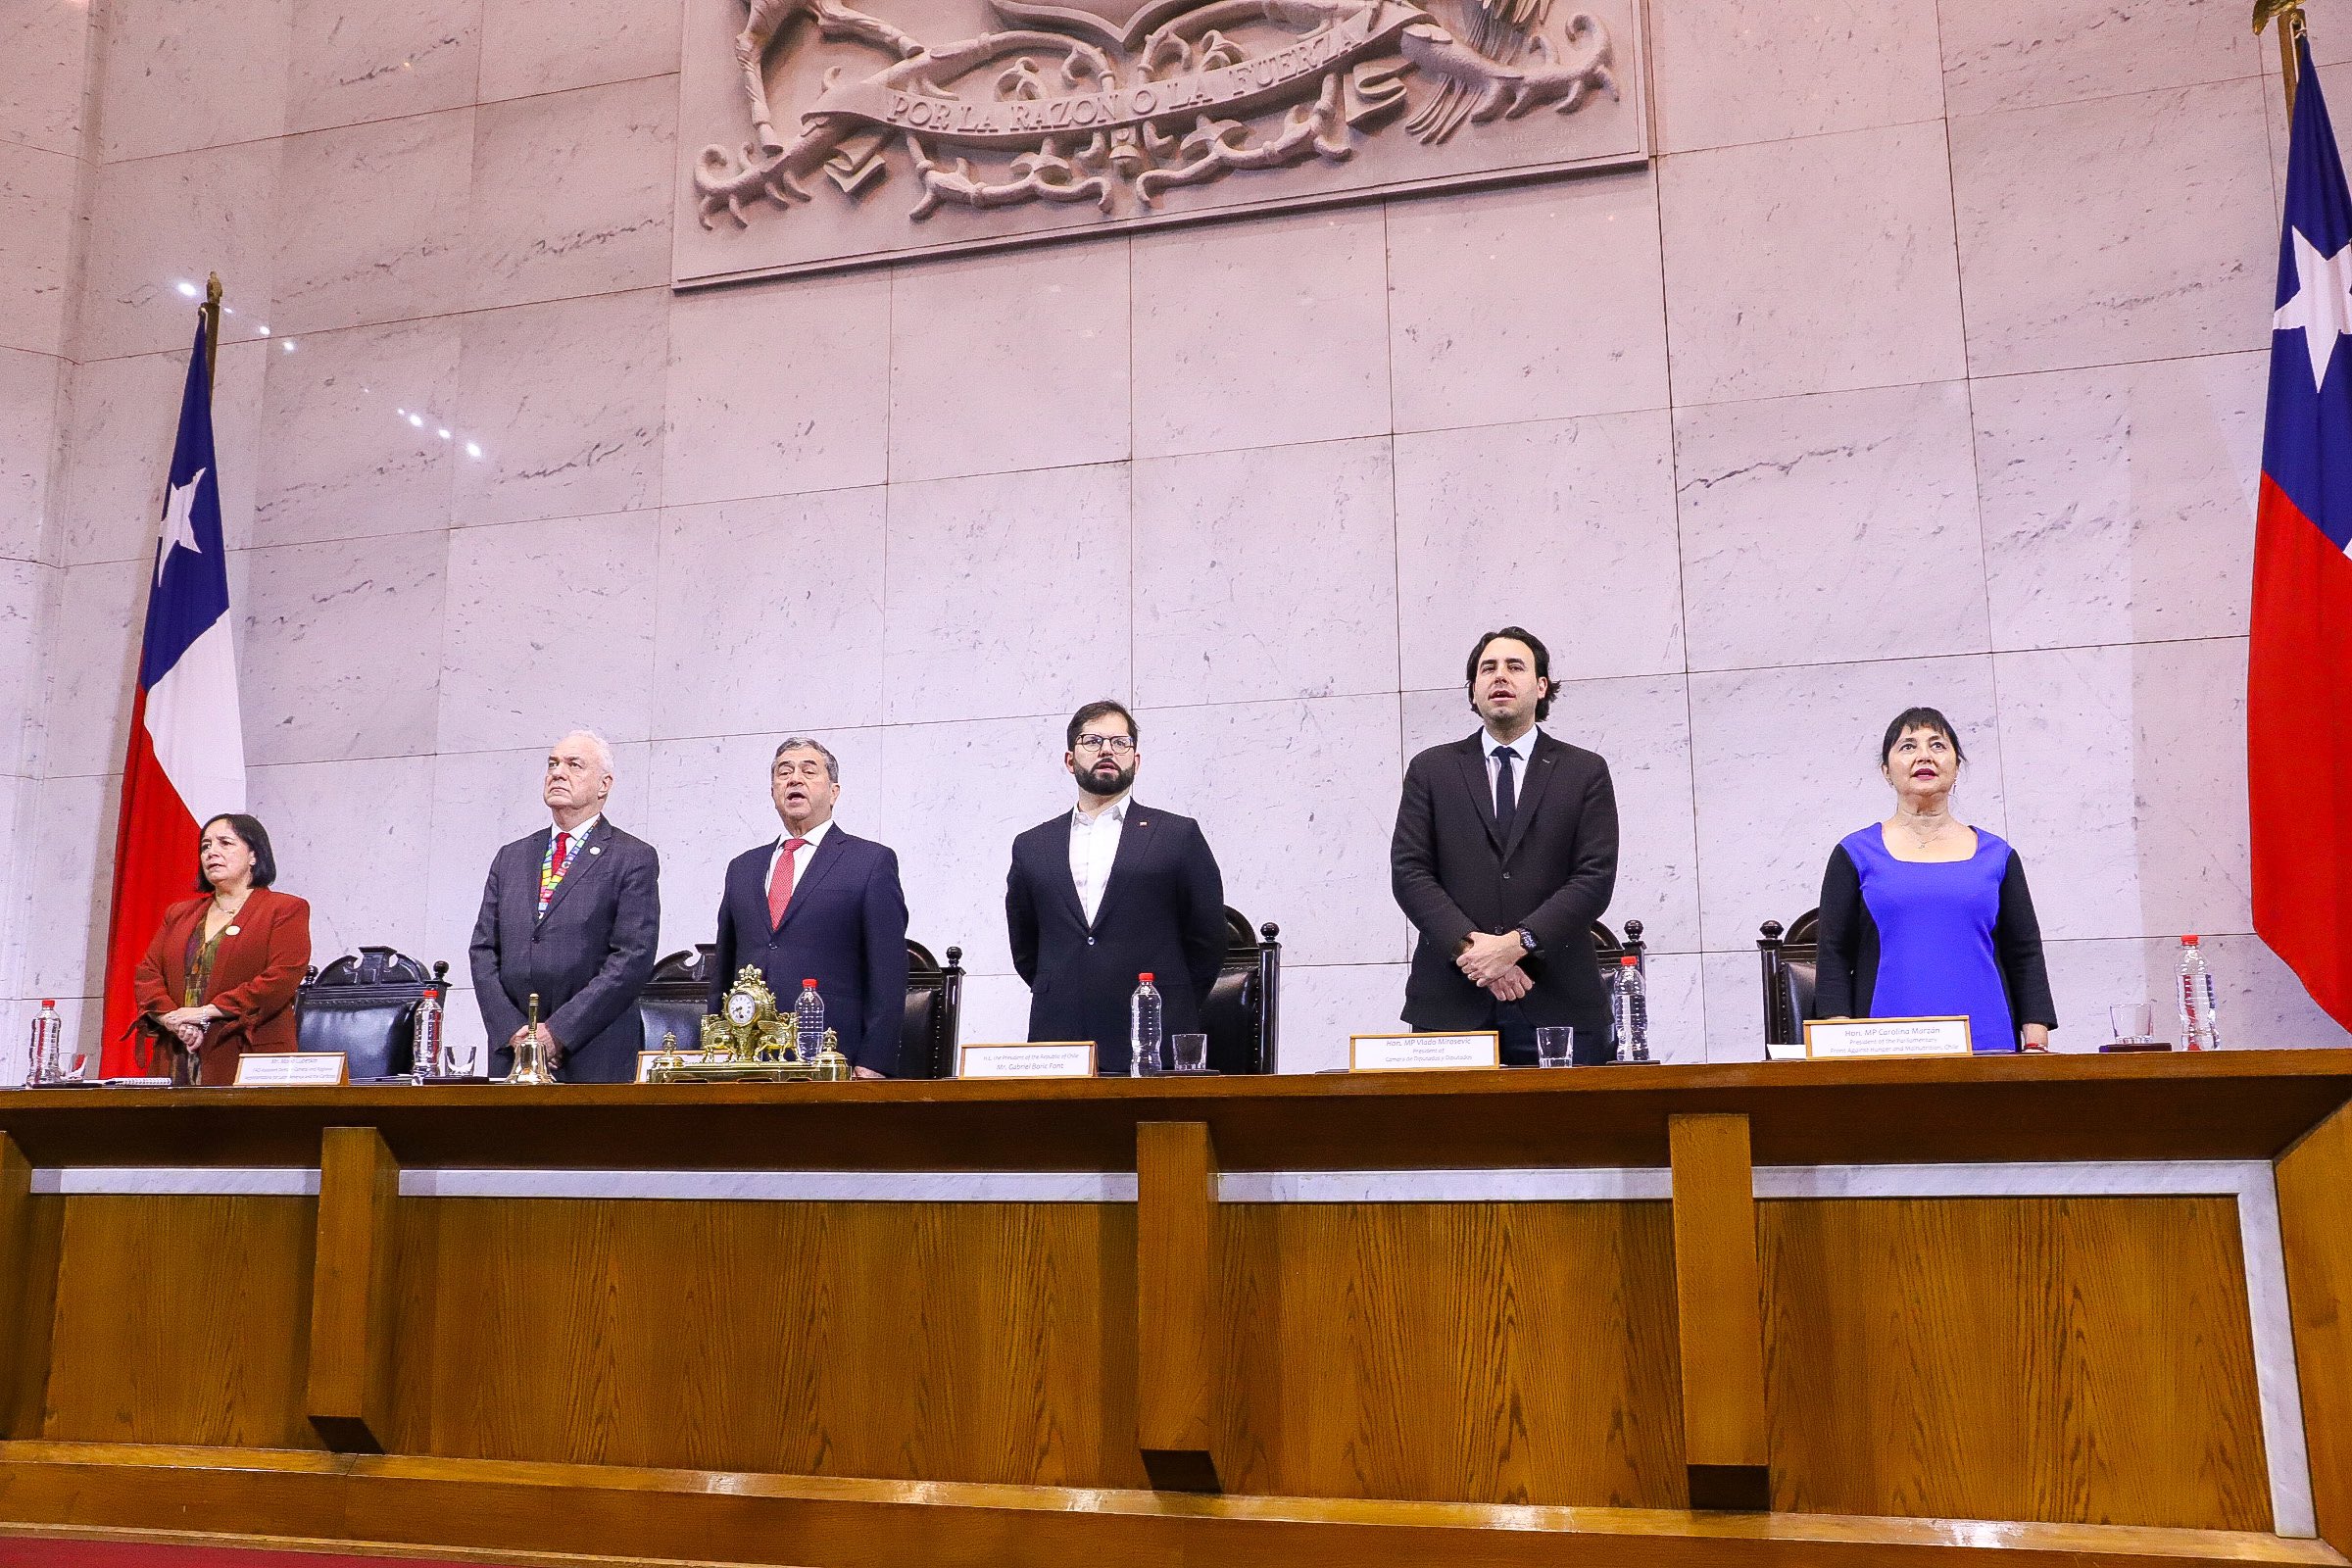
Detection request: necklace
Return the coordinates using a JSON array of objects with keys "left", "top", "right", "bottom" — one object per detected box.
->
[{"left": 1893, "top": 811, "right": 1953, "bottom": 845}]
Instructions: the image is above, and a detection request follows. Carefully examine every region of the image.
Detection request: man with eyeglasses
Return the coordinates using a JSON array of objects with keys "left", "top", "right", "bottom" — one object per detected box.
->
[{"left": 1004, "top": 700, "right": 1229, "bottom": 1074}]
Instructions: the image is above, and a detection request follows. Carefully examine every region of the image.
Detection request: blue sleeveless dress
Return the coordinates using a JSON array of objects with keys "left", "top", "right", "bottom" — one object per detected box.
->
[{"left": 1839, "top": 824, "right": 2019, "bottom": 1054}]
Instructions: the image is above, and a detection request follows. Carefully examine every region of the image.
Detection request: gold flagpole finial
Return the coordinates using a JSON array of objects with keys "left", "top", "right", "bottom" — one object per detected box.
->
[
  {"left": 199, "top": 271, "right": 222, "bottom": 395},
  {"left": 2256, "top": 0, "right": 2307, "bottom": 117}
]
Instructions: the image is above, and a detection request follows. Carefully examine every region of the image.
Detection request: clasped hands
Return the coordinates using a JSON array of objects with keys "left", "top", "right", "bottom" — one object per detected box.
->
[
  {"left": 154, "top": 1004, "right": 220, "bottom": 1050},
  {"left": 507, "top": 1022, "right": 564, "bottom": 1067},
  {"left": 1457, "top": 931, "right": 1532, "bottom": 1002}
]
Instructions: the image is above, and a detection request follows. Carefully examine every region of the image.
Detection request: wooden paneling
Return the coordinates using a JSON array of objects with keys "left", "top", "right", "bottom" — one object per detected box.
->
[
  {"left": 1668, "top": 1113, "right": 1769, "bottom": 1510},
  {"left": 384, "top": 1198, "right": 1144, "bottom": 1488},
  {"left": 1758, "top": 1196, "right": 2270, "bottom": 1532},
  {"left": 2277, "top": 1100, "right": 2352, "bottom": 1555},
  {"left": 1, "top": 1053, "right": 2348, "bottom": 1174},
  {"left": 0, "top": 1133, "right": 61, "bottom": 1439},
  {"left": 1135, "top": 1120, "right": 1219, "bottom": 1493},
  {"left": 41, "top": 1196, "right": 318, "bottom": 1450},
  {"left": 308, "top": 1126, "right": 403, "bottom": 1452},
  {"left": 1, "top": 1443, "right": 2338, "bottom": 1568},
  {"left": 1214, "top": 1200, "right": 1686, "bottom": 1507},
  {"left": 1, "top": 1191, "right": 61, "bottom": 1441}
]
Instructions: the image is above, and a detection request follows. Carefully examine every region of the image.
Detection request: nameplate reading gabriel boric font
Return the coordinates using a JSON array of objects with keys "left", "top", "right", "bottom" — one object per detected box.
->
[
  {"left": 233, "top": 1052, "right": 349, "bottom": 1087},
  {"left": 672, "top": 0, "right": 1648, "bottom": 281},
  {"left": 1349, "top": 1031, "right": 1500, "bottom": 1071},
  {"left": 959, "top": 1042, "right": 1100, "bottom": 1078},
  {"left": 1803, "top": 1016, "right": 1974, "bottom": 1059}
]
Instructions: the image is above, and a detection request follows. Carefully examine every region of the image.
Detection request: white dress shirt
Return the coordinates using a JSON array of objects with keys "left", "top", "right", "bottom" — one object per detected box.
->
[
  {"left": 1485, "top": 726, "right": 1541, "bottom": 800},
  {"left": 766, "top": 815, "right": 835, "bottom": 898},
  {"left": 1068, "top": 794, "right": 1130, "bottom": 926}
]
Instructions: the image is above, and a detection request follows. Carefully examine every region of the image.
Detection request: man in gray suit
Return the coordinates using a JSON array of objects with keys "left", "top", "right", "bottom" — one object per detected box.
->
[{"left": 469, "top": 729, "right": 661, "bottom": 1083}]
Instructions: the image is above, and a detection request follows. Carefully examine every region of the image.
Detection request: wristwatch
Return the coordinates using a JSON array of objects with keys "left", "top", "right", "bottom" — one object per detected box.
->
[{"left": 1516, "top": 928, "right": 1538, "bottom": 953}]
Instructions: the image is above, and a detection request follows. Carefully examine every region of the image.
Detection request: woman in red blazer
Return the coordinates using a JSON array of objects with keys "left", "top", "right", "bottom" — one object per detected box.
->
[{"left": 132, "top": 813, "right": 312, "bottom": 1086}]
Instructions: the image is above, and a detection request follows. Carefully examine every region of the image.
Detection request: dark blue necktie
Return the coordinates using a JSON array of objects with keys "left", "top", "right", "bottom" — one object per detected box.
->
[{"left": 1493, "top": 745, "right": 1516, "bottom": 841}]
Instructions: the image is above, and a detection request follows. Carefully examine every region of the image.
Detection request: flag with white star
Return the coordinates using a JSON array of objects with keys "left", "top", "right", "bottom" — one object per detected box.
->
[
  {"left": 98, "top": 310, "right": 248, "bottom": 1073},
  {"left": 2252, "top": 32, "right": 2352, "bottom": 1035}
]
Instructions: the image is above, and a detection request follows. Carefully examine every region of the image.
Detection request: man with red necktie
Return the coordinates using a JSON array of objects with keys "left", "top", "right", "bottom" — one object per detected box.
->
[
  {"left": 710, "top": 737, "right": 909, "bottom": 1078},
  {"left": 469, "top": 729, "right": 662, "bottom": 1082}
]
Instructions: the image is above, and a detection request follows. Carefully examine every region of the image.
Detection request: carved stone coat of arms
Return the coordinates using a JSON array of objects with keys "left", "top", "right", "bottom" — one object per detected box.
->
[{"left": 671, "top": 0, "right": 1647, "bottom": 280}]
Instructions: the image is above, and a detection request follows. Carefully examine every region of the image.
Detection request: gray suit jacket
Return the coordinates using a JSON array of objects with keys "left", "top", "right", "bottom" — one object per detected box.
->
[{"left": 469, "top": 818, "right": 661, "bottom": 1083}]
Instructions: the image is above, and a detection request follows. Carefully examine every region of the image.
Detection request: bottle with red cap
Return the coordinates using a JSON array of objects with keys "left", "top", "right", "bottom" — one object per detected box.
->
[
  {"left": 25, "top": 999, "right": 61, "bottom": 1086},
  {"left": 1129, "top": 971, "right": 1163, "bottom": 1077},
  {"left": 794, "top": 979, "right": 826, "bottom": 1059},
  {"left": 2178, "top": 936, "right": 2221, "bottom": 1052}
]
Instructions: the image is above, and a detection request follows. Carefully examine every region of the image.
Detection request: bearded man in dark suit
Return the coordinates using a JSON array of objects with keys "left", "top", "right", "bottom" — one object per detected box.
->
[
  {"left": 1005, "top": 701, "right": 1228, "bottom": 1075},
  {"left": 1391, "top": 627, "right": 1620, "bottom": 1064}
]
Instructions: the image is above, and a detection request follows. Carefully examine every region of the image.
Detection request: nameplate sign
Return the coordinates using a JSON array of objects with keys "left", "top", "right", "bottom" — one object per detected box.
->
[
  {"left": 958, "top": 1043, "right": 1098, "bottom": 1079},
  {"left": 1803, "top": 1017, "right": 1974, "bottom": 1059},
  {"left": 233, "top": 1053, "right": 348, "bottom": 1087},
  {"left": 1348, "top": 1032, "right": 1501, "bottom": 1072},
  {"left": 637, "top": 1050, "right": 710, "bottom": 1083}
]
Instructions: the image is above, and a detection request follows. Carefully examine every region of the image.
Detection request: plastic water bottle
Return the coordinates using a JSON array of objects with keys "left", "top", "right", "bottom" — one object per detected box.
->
[
  {"left": 25, "top": 999, "right": 61, "bottom": 1086},
  {"left": 795, "top": 979, "right": 826, "bottom": 1056},
  {"left": 1610, "top": 957, "right": 1649, "bottom": 1063},
  {"left": 2178, "top": 936, "right": 2221, "bottom": 1052},
  {"left": 1130, "top": 972, "right": 1163, "bottom": 1076},
  {"left": 411, "top": 985, "right": 444, "bottom": 1083}
]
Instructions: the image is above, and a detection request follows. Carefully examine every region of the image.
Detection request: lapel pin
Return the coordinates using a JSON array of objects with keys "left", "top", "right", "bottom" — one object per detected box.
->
[
  {"left": 590, "top": 845, "right": 602, "bottom": 855},
  {"left": 225, "top": 926, "right": 240, "bottom": 937}
]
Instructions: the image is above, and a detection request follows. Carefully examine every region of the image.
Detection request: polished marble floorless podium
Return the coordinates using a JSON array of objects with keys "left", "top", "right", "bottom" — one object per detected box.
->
[{"left": 0, "top": 1054, "right": 2347, "bottom": 1568}]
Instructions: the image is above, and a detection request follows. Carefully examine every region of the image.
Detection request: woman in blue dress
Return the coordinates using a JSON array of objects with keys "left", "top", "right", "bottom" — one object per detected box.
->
[{"left": 1815, "top": 707, "right": 2057, "bottom": 1054}]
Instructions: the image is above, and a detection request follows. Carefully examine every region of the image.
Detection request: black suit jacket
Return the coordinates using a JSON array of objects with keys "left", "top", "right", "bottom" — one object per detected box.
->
[
  {"left": 470, "top": 819, "right": 662, "bottom": 1084},
  {"left": 1390, "top": 731, "right": 1619, "bottom": 1059},
  {"left": 711, "top": 826, "right": 909, "bottom": 1076},
  {"left": 1004, "top": 803, "right": 1227, "bottom": 1075}
]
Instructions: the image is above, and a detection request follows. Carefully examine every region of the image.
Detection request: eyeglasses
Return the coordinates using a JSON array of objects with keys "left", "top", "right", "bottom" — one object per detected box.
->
[{"left": 1074, "top": 734, "right": 1136, "bottom": 755}]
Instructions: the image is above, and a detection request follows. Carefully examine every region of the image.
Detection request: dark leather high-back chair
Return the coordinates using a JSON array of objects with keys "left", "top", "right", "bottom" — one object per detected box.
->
[
  {"left": 638, "top": 946, "right": 716, "bottom": 1062},
  {"left": 295, "top": 947, "right": 444, "bottom": 1079},
  {"left": 901, "top": 941, "right": 965, "bottom": 1079},
  {"left": 1202, "top": 908, "right": 1281, "bottom": 1074},
  {"left": 1757, "top": 910, "right": 1821, "bottom": 1047}
]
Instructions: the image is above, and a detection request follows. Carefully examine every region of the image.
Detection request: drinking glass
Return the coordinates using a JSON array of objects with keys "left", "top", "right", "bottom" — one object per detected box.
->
[
  {"left": 447, "top": 1034, "right": 479, "bottom": 1079},
  {"left": 1534, "top": 1027, "right": 1574, "bottom": 1068},
  {"left": 2110, "top": 1003, "right": 2155, "bottom": 1043},
  {"left": 1171, "top": 1033, "right": 1208, "bottom": 1072}
]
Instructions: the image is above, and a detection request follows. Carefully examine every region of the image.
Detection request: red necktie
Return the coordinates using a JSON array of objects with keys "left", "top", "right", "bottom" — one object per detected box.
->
[
  {"left": 550, "top": 832, "right": 571, "bottom": 880},
  {"left": 767, "top": 838, "right": 808, "bottom": 927}
]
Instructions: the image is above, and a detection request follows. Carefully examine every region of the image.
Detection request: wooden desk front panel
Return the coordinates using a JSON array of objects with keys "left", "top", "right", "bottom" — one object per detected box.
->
[
  {"left": 40, "top": 1196, "right": 319, "bottom": 1451},
  {"left": 384, "top": 1198, "right": 1148, "bottom": 1488},
  {"left": 1759, "top": 1196, "right": 2270, "bottom": 1533},
  {"left": 1215, "top": 1200, "right": 1687, "bottom": 1507}
]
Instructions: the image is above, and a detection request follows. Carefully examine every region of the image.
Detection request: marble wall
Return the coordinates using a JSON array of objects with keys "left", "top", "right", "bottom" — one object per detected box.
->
[{"left": 3, "top": 0, "right": 2346, "bottom": 1077}]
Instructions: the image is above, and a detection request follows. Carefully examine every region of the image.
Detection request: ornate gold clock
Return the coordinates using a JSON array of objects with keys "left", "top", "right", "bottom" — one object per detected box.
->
[{"left": 646, "top": 967, "right": 852, "bottom": 1083}]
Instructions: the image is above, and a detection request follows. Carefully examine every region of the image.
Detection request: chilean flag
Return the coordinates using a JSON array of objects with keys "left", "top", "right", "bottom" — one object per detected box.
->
[
  {"left": 2253, "top": 33, "right": 2352, "bottom": 1038},
  {"left": 97, "top": 314, "right": 247, "bottom": 1074}
]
